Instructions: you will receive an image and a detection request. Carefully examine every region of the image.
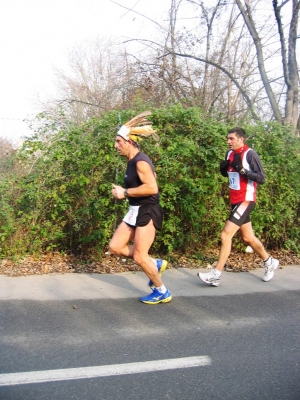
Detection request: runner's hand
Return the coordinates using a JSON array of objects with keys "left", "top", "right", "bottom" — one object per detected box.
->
[
  {"left": 230, "top": 154, "right": 243, "bottom": 172},
  {"left": 112, "top": 184, "right": 125, "bottom": 200},
  {"left": 220, "top": 160, "right": 230, "bottom": 169}
]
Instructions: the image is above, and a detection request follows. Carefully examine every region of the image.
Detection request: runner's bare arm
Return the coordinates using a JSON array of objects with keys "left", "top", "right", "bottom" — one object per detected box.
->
[{"left": 111, "top": 161, "right": 158, "bottom": 199}]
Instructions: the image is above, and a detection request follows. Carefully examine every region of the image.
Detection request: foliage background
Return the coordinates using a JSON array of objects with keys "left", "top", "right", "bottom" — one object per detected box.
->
[{"left": 0, "top": 105, "right": 299, "bottom": 260}]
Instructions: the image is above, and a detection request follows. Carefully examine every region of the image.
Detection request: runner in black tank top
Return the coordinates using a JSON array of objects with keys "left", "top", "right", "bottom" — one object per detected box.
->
[{"left": 109, "top": 112, "right": 172, "bottom": 305}]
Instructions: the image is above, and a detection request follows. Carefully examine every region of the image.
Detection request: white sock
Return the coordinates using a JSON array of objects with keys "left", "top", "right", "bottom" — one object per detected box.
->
[
  {"left": 264, "top": 256, "right": 271, "bottom": 265},
  {"left": 156, "top": 285, "right": 167, "bottom": 294},
  {"left": 213, "top": 269, "right": 221, "bottom": 277}
]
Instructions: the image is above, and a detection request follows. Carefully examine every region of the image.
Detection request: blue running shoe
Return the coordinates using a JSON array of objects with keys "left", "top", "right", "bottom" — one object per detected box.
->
[
  {"left": 148, "top": 259, "right": 168, "bottom": 288},
  {"left": 140, "top": 288, "right": 172, "bottom": 305}
]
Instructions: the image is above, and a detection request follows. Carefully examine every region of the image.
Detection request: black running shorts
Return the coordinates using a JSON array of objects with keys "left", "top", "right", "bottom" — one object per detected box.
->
[
  {"left": 228, "top": 201, "right": 255, "bottom": 227},
  {"left": 123, "top": 203, "right": 163, "bottom": 230}
]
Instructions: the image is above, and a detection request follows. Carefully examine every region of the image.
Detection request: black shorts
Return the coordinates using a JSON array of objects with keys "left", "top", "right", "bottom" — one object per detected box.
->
[
  {"left": 228, "top": 201, "right": 255, "bottom": 227},
  {"left": 123, "top": 203, "right": 163, "bottom": 230}
]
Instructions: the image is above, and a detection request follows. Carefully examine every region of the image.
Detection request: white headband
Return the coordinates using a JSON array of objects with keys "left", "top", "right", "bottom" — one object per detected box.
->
[{"left": 117, "top": 125, "right": 130, "bottom": 141}]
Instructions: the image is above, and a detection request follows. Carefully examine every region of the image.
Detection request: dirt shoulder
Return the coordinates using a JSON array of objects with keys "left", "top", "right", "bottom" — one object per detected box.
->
[{"left": 0, "top": 249, "right": 299, "bottom": 277}]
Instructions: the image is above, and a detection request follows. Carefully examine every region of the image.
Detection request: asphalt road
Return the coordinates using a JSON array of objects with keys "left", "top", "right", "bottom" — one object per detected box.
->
[{"left": 0, "top": 265, "right": 299, "bottom": 400}]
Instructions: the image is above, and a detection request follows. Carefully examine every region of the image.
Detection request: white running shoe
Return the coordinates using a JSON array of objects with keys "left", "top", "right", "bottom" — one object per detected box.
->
[
  {"left": 263, "top": 258, "right": 279, "bottom": 282},
  {"left": 197, "top": 270, "right": 221, "bottom": 287}
]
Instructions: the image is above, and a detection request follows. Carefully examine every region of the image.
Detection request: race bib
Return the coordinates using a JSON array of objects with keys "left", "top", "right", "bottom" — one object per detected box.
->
[
  {"left": 123, "top": 205, "right": 140, "bottom": 226},
  {"left": 228, "top": 171, "right": 240, "bottom": 190}
]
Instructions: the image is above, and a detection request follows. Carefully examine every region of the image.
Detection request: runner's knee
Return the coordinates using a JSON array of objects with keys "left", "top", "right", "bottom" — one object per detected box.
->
[
  {"left": 109, "top": 241, "right": 120, "bottom": 255},
  {"left": 132, "top": 251, "right": 142, "bottom": 265},
  {"left": 241, "top": 235, "right": 251, "bottom": 244},
  {"left": 242, "top": 234, "right": 259, "bottom": 247},
  {"left": 132, "top": 251, "right": 147, "bottom": 266},
  {"left": 220, "top": 229, "right": 232, "bottom": 243}
]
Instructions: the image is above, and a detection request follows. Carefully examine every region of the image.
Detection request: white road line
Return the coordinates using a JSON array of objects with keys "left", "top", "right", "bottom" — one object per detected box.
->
[{"left": 0, "top": 356, "right": 211, "bottom": 387}]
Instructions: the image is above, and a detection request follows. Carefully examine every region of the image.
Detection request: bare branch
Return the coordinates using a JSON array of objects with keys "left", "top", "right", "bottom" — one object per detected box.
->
[
  {"left": 235, "top": 0, "right": 283, "bottom": 123},
  {"left": 160, "top": 50, "right": 260, "bottom": 121},
  {"left": 56, "top": 99, "right": 106, "bottom": 109},
  {"left": 273, "top": 0, "right": 291, "bottom": 87},
  {"left": 109, "top": 0, "right": 165, "bottom": 30}
]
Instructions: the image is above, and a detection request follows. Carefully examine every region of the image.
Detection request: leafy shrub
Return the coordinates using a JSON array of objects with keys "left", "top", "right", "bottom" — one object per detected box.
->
[{"left": 0, "top": 105, "right": 299, "bottom": 259}]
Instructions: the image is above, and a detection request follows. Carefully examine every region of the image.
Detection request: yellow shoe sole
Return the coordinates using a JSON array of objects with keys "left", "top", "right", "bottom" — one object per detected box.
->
[
  {"left": 159, "top": 260, "right": 168, "bottom": 276},
  {"left": 141, "top": 295, "right": 172, "bottom": 305}
]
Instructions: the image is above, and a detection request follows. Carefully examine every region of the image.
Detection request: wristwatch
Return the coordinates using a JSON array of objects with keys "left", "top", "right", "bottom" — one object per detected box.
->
[
  {"left": 240, "top": 168, "right": 246, "bottom": 175},
  {"left": 124, "top": 189, "right": 129, "bottom": 198}
]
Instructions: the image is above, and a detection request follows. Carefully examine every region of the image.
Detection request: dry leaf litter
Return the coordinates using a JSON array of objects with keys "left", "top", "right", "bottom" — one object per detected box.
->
[{"left": 0, "top": 249, "right": 299, "bottom": 277}]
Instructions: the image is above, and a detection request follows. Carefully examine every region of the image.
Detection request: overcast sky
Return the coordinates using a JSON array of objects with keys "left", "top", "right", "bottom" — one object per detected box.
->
[{"left": 0, "top": 0, "right": 169, "bottom": 144}]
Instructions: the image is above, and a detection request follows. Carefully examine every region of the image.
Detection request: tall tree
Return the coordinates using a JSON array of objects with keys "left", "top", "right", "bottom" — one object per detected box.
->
[
  {"left": 40, "top": 0, "right": 299, "bottom": 129},
  {"left": 156, "top": 0, "right": 300, "bottom": 127},
  {"left": 273, "top": 0, "right": 300, "bottom": 127},
  {"left": 236, "top": 0, "right": 300, "bottom": 127}
]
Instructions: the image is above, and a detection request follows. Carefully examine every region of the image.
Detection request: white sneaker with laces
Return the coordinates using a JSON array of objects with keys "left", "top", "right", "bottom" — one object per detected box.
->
[
  {"left": 263, "top": 258, "right": 279, "bottom": 282},
  {"left": 197, "top": 270, "right": 221, "bottom": 287}
]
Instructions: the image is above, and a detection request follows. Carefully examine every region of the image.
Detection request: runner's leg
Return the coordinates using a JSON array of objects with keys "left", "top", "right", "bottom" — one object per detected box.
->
[
  {"left": 240, "top": 222, "right": 268, "bottom": 260},
  {"left": 133, "top": 220, "right": 163, "bottom": 287},
  {"left": 215, "top": 220, "right": 240, "bottom": 272},
  {"left": 109, "top": 221, "right": 135, "bottom": 257}
]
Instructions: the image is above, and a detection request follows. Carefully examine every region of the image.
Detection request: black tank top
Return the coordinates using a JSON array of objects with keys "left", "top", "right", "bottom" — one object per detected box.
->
[{"left": 124, "top": 152, "right": 159, "bottom": 206}]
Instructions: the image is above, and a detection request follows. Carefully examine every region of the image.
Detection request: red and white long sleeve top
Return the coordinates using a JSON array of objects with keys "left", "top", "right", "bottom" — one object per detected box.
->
[{"left": 220, "top": 145, "right": 265, "bottom": 204}]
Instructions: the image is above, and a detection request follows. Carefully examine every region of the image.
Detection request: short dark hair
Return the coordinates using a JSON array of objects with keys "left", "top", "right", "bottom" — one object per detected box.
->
[{"left": 228, "top": 127, "right": 246, "bottom": 139}]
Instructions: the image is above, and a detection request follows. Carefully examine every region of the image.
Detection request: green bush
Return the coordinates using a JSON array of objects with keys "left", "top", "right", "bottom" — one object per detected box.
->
[{"left": 0, "top": 105, "right": 299, "bottom": 259}]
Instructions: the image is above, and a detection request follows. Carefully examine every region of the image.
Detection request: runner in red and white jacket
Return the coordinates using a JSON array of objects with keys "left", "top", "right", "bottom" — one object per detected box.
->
[
  {"left": 198, "top": 127, "right": 279, "bottom": 287},
  {"left": 221, "top": 143, "right": 265, "bottom": 204}
]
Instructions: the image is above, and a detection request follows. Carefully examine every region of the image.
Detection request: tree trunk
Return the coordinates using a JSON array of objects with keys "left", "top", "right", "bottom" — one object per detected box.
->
[
  {"left": 285, "top": 0, "right": 300, "bottom": 127},
  {"left": 235, "top": 0, "right": 283, "bottom": 124}
]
